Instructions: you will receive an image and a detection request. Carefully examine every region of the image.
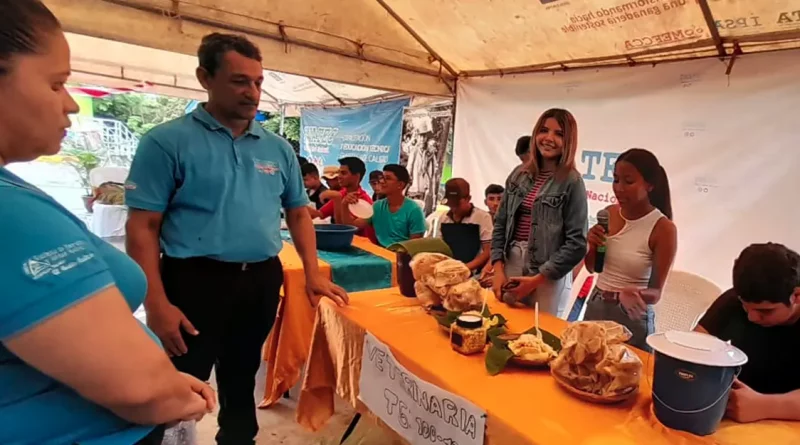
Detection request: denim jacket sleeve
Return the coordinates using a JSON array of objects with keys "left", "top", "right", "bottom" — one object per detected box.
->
[
  {"left": 538, "top": 172, "right": 589, "bottom": 280},
  {"left": 490, "top": 166, "right": 522, "bottom": 264}
]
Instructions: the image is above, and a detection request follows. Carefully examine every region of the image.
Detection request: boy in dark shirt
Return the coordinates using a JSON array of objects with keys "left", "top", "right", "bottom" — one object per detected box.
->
[
  {"left": 515, "top": 135, "right": 531, "bottom": 164},
  {"left": 697, "top": 242, "right": 800, "bottom": 423},
  {"left": 302, "top": 163, "right": 328, "bottom": 210},
  {"left": 484, "top": 184, "right": 504, "bottom": 221}
]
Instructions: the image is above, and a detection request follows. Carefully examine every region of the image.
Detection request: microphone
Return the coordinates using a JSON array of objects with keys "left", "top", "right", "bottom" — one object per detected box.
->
[{"left": 595, "top": 209, "right": 609, "bottom": 273}]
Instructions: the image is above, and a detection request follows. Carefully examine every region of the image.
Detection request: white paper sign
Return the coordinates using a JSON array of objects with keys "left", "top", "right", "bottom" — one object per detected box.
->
[{"left": 358, "top": 332, "right": 486, "bottom": 445}]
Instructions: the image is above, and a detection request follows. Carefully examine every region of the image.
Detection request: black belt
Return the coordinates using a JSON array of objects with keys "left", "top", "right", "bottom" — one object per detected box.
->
[
  {"left": 593, "top": 288, "right": 620, "bottom": 302},
  {"left": 161, "top": 255, "right": 278, "bottom": 272}
]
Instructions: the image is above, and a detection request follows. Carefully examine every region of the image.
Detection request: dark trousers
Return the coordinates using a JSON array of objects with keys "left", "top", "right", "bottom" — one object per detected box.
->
[{"left": 161, "top": 255, "right": 283, "bottom": 445}]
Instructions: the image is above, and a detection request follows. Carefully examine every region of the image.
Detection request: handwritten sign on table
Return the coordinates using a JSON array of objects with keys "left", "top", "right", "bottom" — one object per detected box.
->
[{"left": 358, "top": 332, "right": 486, "bottom": 445}]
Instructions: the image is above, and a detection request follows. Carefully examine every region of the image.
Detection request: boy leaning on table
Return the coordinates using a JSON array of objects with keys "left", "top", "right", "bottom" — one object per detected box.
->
[
  {"left": 695, "top": 243, "right": 800, "bottom": 424},
  {"left": 331, "top": 164, "right": 426, "bottom": 248}
]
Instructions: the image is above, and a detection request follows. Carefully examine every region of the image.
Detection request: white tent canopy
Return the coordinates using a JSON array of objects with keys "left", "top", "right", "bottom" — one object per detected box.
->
[
  {"left": 48, "top": 0, "right": 800, "bottom": 99},
  {"left": 67, "top": 33, "right": 407, "bottom": 116}
]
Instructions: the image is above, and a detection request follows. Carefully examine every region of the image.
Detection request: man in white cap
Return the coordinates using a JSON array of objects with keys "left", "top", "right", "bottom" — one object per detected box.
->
[{"left": 322, "top": 165, "right": 341, "bottom": 191}]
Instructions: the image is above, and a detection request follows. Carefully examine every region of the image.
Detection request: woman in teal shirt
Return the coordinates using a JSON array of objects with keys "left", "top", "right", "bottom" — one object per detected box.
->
[{"left": 0, "top": 2, "right": 215, "bottom": 443}]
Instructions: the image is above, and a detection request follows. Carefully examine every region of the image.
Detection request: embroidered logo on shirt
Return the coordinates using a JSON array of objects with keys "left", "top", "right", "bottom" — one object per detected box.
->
[
  {"left": 22, "top": 241, "right": 95, "bottom": 280},
  {"left": 25, "top": 259, "right": 55, "bottom": 279},
  {"left": 124, "top": 181, "right": 137, "bottom": 190},
  {"left": 255, "top": 160, "right": 279, "bottom": 175}
]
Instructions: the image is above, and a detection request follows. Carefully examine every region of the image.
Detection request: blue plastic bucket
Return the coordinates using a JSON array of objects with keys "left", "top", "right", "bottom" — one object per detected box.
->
[
  {"left": 647, "top": 332, "right": 747, "bottom": 436},
  {"left": 314, "top": 224, "right": 358, "bottom": 251}
]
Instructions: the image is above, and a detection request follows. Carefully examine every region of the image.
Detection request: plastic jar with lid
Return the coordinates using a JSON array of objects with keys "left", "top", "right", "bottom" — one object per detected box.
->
[{"left": 450, "top": 314, "right": 487, "bottom": 355}]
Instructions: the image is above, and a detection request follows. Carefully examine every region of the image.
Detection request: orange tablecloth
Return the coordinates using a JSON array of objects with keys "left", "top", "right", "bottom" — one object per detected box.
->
[
  {"left": 260, "top": 236, "right": 397, "bottom": 408},
  {"left": 297, "top": 287, "right": 800, "bottom": 445}
]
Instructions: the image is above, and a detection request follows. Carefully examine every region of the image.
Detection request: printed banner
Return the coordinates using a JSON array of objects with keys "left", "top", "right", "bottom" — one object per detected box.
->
[
  {"left": 453, "top": 48, "right": 800, "bottom": 289},
  {"left": 401, "top": 103, "right": 454, "bottom": 215},
  {"left": 359, "top": 332, "right": 486, "bottom": 445},
  {"left": 300, "top": 99, "right": 409, "bottom": 194}
]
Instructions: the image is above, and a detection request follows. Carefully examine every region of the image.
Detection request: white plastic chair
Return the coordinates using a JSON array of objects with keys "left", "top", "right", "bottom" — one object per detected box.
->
[
  {"left": 89, "top": 166, "right": 129, "bottom": 187},
  {"left": 424, "top": 210, "right": 445, "bottom": 238},
  {"left": 654, "top": 270, "right": 722, "bottom": 333},
  {"left": 561, "top": 266, "right": 595, "bottom": 321}
]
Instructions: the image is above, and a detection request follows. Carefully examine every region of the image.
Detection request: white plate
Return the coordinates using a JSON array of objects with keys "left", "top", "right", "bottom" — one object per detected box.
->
[
  {"left": 646, "top": 331, "right": 748, "bottom": 367},
  {"left": 348, "top": 199, "right": 374, "bottom": 219}
]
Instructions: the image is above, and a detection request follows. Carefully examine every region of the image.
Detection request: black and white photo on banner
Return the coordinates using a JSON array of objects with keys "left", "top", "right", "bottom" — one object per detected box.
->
[{"left": 401, "top": 103, "right": 453, "bottom": 215}]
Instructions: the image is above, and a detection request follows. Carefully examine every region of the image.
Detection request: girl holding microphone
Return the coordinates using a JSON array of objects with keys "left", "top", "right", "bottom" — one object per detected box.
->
[{"left": 583, "top": 148, "right": 677, "bottom": 351}]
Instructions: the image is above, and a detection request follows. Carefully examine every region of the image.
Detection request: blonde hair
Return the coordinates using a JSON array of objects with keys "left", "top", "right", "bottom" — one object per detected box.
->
[{"left": 527, "top": 108, "right": 578, "bottom": 179}]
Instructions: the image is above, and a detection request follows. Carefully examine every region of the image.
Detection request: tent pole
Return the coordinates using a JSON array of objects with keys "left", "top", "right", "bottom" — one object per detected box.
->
[
  {"left": 310, "top": 78, "right": 346, "bottom": 106},
  {"left": 375, "top": 0, "right": 457, "bottom": 93},
  {"left": 260, "top": 88, "right": 280, "bottom": 104},
  {"left": 725, "top": 42, "right": 743, "bottom": 76},
  {"left": 463, "top": 40, "right": 712, "bottom": 77},
  {"left": 697, "top": 0, "right": 726, "bottom": 58},
  {"left": 279, "top": 104, "right": 286, "bottom": 136},
  {"left": 447, "top": 78, "right": 458, "bottom": 178}
]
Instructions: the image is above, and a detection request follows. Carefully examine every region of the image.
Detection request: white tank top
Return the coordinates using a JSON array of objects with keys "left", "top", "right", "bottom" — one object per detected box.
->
[{"left": 596, "top": 208, "right": 665, "bottom": 292}]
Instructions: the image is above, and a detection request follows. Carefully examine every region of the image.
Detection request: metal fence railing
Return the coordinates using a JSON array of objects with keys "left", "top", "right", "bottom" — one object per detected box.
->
[{"left": 65, "top": 116, "right": 139, "bottom": 167}]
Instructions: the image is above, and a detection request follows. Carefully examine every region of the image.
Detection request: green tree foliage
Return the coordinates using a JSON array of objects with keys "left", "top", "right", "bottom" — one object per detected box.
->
[
  {"left": 261, "top": 113, "right": 301, "bottom": 152},
  {"left": 261, "top": 114, "right": 300, "bottom": 142},
  {"left": 93, "top": 93, "right": 191, "bottom": 138},
  {"left": 60, "top": 147, "right": 100, "bottom": 195},
  {"left": 94, "top": 93, "right": 303, "bottom": 151}
]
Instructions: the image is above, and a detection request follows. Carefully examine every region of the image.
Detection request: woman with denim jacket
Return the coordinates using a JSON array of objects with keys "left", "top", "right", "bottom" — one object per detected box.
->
[
  {"left": 583, "top": 149, "right": 677, "bottom": 351},
  {"left": 491, "top": 109, "right": 589, "bottom": 318}
]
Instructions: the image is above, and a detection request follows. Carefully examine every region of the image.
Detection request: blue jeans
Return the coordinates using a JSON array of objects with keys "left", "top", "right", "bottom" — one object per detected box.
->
[
  {"left": 583, "top": 288, "right": 655, "bottom": 351},
  {"left": 502, "top": 241, "right": 572, "bottom": 318}
]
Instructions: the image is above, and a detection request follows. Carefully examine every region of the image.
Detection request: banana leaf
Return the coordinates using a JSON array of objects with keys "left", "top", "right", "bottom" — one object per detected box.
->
[
  {"left": 485, "top": 344, "right": 515, "bottom": 376},
  {"left": 433, "top": 309, "right": 509, "bottom": 360},
  {"left": 523, "top": 326, "right": 562, "bottom": 352},
  {"left": 432, "top": 309, "right": 461, "bottom": 327},
  {"left": 486, "top": 324, "right": 507, "bottom": 340},
  {"left": 484, "top": 327, "right": 561, "bottom": 376},
  {"left": 432, "top": 306, "right": 505, "bottom": 329}
]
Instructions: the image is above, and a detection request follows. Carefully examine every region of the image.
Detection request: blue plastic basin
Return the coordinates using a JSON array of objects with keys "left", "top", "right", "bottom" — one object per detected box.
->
[{"left": 315, "top": 224, "right": 358, "bottom": 251}]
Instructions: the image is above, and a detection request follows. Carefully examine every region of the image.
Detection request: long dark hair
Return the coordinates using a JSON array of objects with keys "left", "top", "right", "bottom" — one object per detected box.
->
[
  {"left": 616, "top": 148, "right": 673, "bottom": 220},
  {"left": 0, "top": 0, "right": 61, "bottom": 76}
]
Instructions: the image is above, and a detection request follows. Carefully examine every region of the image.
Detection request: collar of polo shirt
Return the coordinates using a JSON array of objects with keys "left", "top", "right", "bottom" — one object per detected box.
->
[
  {"left": 446, "top": 203, "right": 475, "bottom": 222},
  {"left": 191, "top": 103, "right": 261, "bottom": 139}
]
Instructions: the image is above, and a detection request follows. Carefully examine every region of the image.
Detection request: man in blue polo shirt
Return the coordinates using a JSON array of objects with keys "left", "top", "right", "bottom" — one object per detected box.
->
[{"left": 125, "top": 33, "right": 347, "bottom": 445}]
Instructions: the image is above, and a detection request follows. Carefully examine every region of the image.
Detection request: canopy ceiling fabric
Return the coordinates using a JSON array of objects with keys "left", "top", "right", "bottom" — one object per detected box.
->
[
  {"left": 49, "top": 0, "right": 800, "bottom": 96},
  {"left": 66, "top": 33, "right": 406, "bottom": 116}
]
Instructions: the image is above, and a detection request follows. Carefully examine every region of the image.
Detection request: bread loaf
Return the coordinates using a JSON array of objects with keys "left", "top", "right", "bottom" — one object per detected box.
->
[
  {"left": 415, "top": 281, "right": 441, "bottom": 308},
  {"left": 410, "top": 253, "right": 450, "bottom": 281},
  {"left": 432, "top": 260, "right": 471, "bottom": 288},
  {"left": 443, "top": 279, "right": 483, "bottom": 312}
]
